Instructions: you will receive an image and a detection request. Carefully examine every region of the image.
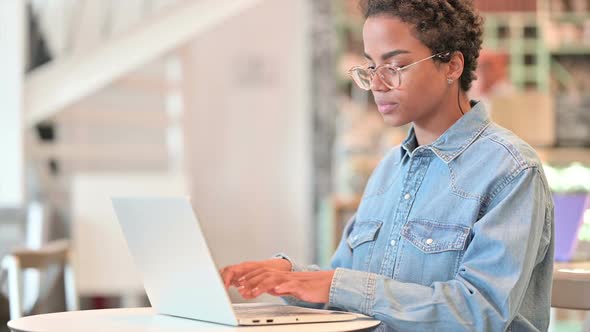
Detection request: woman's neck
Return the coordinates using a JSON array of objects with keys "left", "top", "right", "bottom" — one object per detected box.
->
[{"left": 413, "top": 92, "right": 472, "bottom": 146}]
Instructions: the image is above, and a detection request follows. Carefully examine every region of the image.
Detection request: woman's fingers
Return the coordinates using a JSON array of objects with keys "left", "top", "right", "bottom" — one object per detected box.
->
[
  {"left": 221, "top": 259, "right": 294, "bottom": 292},
  {"left": 220, "top": 262, "right": 256, "bottom": 288},
  {"left": 234, "top": 269, "right": 335, "bottom": 302},
  {"left": 237, "top": 270, "right": 298, "bottom": 299},
  {"left": 239, "top": 268, "right": 275, "bottom": 286},
  {"left": 248, "top": 274, "right": 289, "bottom": 298},
  {"left": 240, "top": 270, "right": 305, "bottom": 292},
  {"left": 221, "top": 268, "right": 234, "bottom": 288},
  {"left": 240, "top": 269, "right": 284, "bottom": 290}
]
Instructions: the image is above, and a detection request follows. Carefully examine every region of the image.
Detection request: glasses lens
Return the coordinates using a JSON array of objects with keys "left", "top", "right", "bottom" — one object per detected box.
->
[
  {"left": 376, "top": 66, "right": 400, "bottom": 89},
  {"left": 349, "top": 68, "right": 372, "bottom": 90}
]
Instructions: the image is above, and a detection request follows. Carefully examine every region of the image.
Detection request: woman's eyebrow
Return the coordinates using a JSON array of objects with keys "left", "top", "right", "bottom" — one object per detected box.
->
[{"left": 363, "top": 49, "right": 411, "bottom": 61}]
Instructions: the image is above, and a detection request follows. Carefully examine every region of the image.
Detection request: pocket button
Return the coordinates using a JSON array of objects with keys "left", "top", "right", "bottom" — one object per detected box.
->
[{"left": 425, "top": 238, "right": 434, "bottom": 245}]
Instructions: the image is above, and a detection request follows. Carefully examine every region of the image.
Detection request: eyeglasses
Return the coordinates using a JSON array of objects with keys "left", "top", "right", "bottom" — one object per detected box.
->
[{"left": 348, "top": 51, "right": 451, "bottom": 91}]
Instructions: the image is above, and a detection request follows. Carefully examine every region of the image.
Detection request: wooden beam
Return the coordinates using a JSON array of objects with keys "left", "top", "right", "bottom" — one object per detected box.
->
[
  {"left": 57, "top": 108, "right": 169, "bottom": 128},
  {"left": 29, "top": 143, "right": 168, "bottom": 164}
]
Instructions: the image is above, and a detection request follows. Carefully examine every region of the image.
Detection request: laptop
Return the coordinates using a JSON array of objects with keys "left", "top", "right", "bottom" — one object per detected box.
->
[{"left": 111, "top": 197, "right": 360, "bottom": 326}]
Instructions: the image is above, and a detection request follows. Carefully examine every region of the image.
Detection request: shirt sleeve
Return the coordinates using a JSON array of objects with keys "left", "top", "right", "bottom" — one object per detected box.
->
[{"left": 328, "top": 167, "right": 553, "bottom": 331}]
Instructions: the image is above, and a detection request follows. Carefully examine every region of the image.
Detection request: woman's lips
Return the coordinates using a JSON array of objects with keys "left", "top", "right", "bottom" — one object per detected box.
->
[{"left": 377, "top": 103, "right": 398, "bottom": 114}]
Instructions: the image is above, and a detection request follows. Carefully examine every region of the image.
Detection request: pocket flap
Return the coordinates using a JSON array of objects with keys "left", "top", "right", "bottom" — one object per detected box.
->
[
  {"left": 401, "top": 219, "right": 470, "bottom": 253},
  {"left": 347, "top": 220, "right": 383, "bottom": 249}
]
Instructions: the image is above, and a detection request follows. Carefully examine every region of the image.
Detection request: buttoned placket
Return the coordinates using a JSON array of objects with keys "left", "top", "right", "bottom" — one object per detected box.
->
[{"left": 379, "top": 147, "right": 433, "bottom": 277}]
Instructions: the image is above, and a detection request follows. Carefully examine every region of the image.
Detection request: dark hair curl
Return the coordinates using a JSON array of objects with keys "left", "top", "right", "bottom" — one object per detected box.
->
[{"left": 361, "top": 0, "right": 484, "bottom": 91}]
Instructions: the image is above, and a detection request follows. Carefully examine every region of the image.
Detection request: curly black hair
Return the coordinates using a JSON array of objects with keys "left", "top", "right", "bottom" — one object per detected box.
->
[{"left": 361, "top": 0, "right": 484, "bottom": 91}]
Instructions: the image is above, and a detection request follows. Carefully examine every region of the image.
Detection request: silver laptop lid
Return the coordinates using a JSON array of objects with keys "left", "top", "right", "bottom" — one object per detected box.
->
[{"left": 112, "top": 197, "right": 238, "bottom": 326}]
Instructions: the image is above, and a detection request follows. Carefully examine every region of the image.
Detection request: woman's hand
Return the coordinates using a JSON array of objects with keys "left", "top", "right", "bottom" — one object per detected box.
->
[
  {"left": 237, "top": 269, "right": 335, "bottom": 303},
  {"left": 220, "top": 259, "right": 292, "bottom": 289}
]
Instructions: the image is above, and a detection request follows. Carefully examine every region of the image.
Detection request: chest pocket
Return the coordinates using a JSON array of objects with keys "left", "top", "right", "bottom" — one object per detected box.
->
[
  {"left": 394, "top": 219, "right": 471, "bottom": 285},
  {"left": 347, "top": 220, "right": 382, "bottom": 271}
]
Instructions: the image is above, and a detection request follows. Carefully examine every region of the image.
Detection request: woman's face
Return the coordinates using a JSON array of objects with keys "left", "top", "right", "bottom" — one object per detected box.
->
[{"left": 362, "top": 15, "right": 449, "bottom": 127}]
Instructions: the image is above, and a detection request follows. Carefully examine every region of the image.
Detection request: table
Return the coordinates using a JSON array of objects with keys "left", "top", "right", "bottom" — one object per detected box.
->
[{"left": 7, "top": 308, "right": 382, "bottom": 332}]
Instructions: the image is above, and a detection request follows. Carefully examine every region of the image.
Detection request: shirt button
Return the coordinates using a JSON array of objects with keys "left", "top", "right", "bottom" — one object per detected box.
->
[
  {"left": 425, "top": 238, "right": 434, "bottom": 245},
  {"left": 390, "top": 240, "right": 396, "bottom": 247},
  {"left": 404, "top": 193, "right": 411, "bottom": 200}
]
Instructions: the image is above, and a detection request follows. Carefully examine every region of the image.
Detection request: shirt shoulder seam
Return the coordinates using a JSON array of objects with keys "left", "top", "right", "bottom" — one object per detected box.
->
[{"left": 481, "top": 165, "right": 539, "bottom": 216}]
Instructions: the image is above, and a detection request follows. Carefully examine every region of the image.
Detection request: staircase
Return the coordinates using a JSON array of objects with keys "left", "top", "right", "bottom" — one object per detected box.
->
[{"left": 23, "top": 0, "right": 263, "bottom": 205}]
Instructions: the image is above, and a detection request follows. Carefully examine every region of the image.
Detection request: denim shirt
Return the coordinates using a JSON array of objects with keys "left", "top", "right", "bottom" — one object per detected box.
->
[{"left": 281, "top": 102, "right": 554, "bottom": 331}]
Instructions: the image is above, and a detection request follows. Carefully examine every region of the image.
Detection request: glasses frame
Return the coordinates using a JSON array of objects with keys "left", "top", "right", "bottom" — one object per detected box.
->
[{"left": 348, "top": 51, "right": 451, "bottom": 91}]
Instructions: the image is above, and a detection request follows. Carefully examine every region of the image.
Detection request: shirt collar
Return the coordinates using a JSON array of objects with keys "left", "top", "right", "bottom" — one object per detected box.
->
[{"left": 401, "top": 101, "right": 491, "bottom": 163}]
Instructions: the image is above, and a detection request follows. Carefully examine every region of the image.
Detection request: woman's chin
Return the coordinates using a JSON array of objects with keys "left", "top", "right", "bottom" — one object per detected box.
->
[{"left": 381, "top": 113, "right": 410, "bottom": 127}]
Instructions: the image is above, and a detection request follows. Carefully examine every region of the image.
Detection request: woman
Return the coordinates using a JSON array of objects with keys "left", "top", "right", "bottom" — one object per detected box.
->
[{"left": 221, "top": 1, "right": 554, "bottom": 330}]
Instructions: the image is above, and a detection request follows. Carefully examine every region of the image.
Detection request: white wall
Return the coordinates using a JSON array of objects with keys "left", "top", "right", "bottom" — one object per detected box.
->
[
  {"left": 71, "top": 173, "right": 189, "bottom": 296},
  {"left": 184, "top": 0, "right": 312, "bottom": 268},
  {"left": 0, "top": 0, "right": 25, "bottom": 208}
]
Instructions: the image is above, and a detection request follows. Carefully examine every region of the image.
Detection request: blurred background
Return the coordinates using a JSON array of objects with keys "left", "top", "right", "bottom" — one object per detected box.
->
[{"left": 0, "top": 0, "right": 589, "bottom": 331}]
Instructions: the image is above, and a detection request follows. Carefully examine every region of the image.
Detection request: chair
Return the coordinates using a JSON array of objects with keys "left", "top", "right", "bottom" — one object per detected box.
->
[
  {"left": 551, "top": 261, "right": 590, "bottom": 331},
  {"left": 1, "top": 239, "right": 78, "bottom": 319},
  {"left": 552, "top": 261, "right": 590, "bottom": 310}
]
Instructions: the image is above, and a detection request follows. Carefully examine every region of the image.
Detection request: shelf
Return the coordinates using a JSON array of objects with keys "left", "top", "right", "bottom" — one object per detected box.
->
[
  {"left": 493, "top": 40, "right": 540, "bottom": 53},
  {"left": 536, "top": 147, "right": 590, "bottom": 166},
  {"left": 549, "top": 12, "right": 590, "bottom": 23},
  {"left": 550, "top": 46, "right": 590, "bottom": 55}
]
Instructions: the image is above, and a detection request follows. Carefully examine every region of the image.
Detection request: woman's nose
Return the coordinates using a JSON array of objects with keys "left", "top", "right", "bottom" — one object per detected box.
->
[{"left": 370, "top": 72, "right": 389, "bottom": 92}]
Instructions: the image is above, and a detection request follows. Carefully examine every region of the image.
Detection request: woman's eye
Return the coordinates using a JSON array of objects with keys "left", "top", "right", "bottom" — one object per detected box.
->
[{"left": 367, "top": 65, "right": 376, "bottom": 70}]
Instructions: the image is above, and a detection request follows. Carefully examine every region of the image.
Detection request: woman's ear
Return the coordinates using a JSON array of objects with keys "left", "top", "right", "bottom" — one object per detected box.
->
[{"left": 446, "top": 51, "right": 465, "bottom": 82}]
